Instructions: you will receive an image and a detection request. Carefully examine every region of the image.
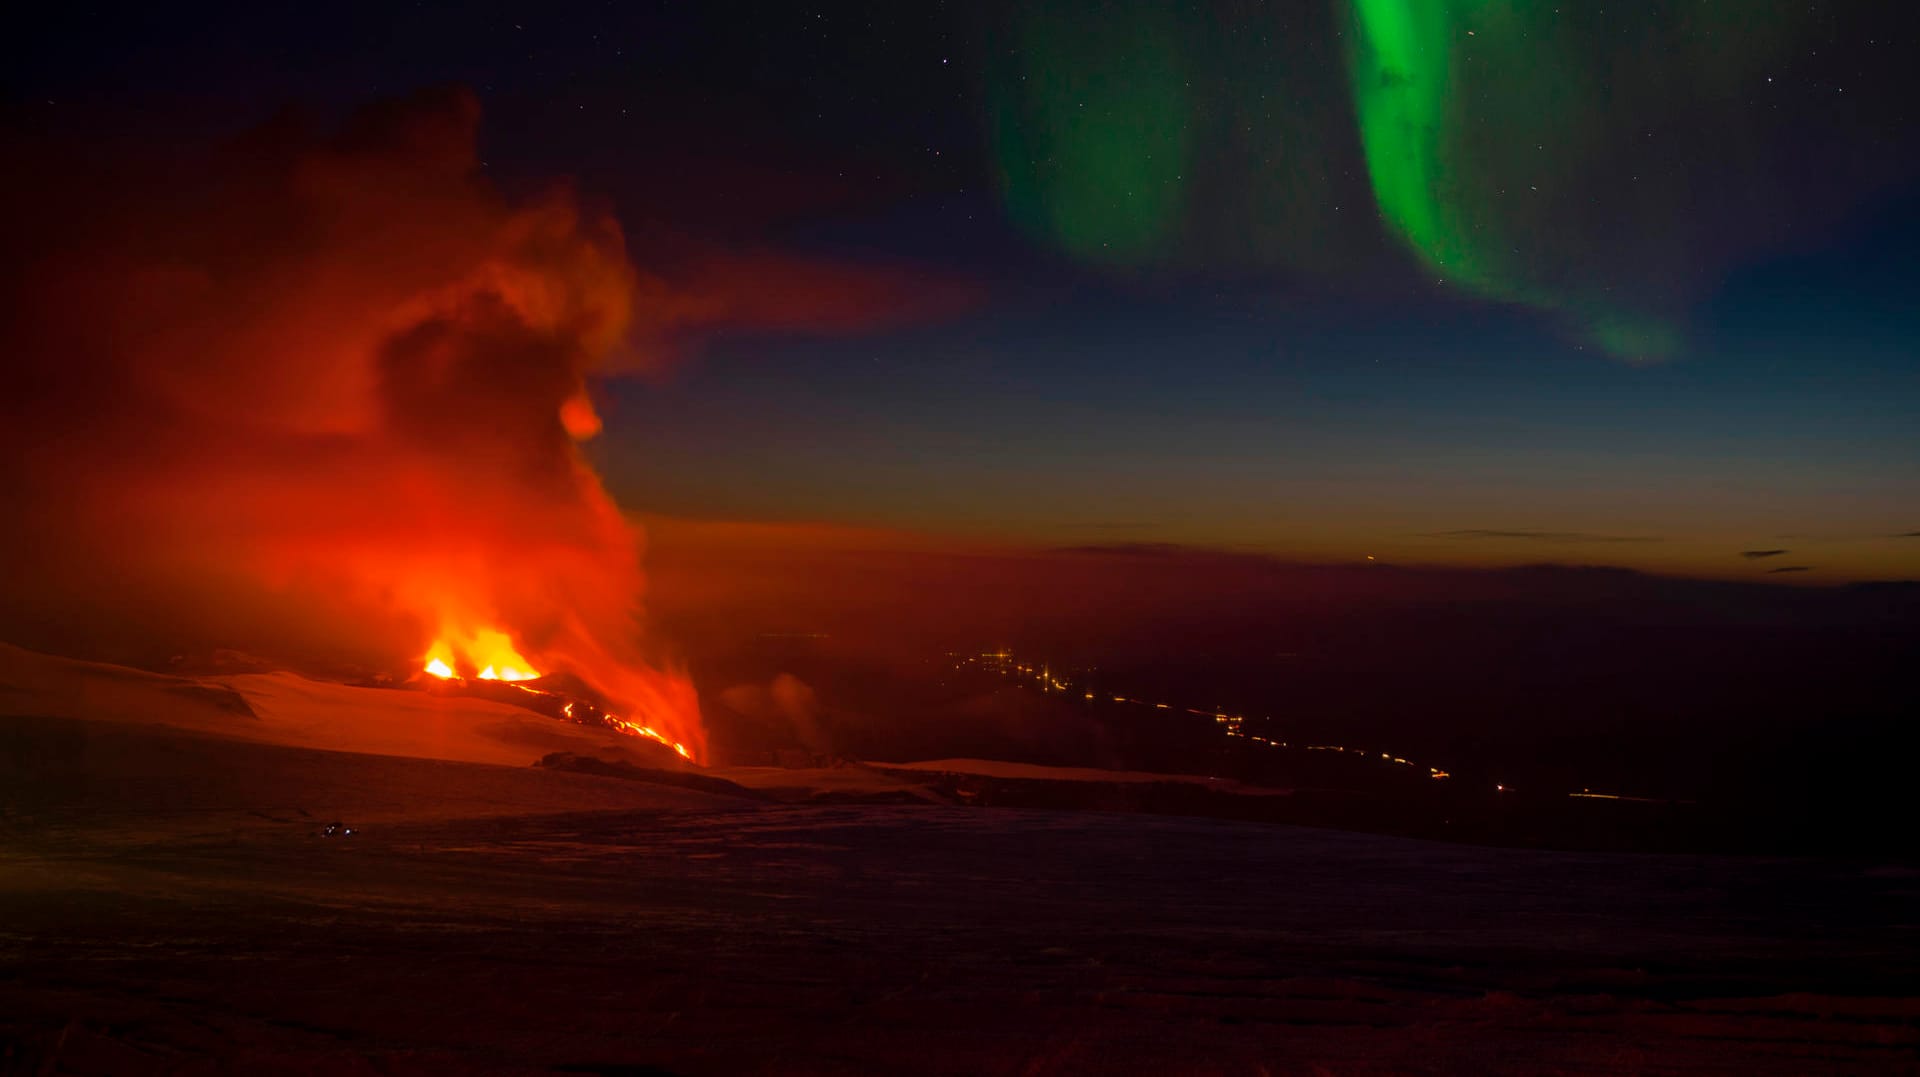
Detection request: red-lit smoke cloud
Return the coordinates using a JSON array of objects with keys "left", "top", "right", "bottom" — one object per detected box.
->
[
  {"left": 0, "top": 89, "right": 969, "bottom": 760},
  {"left": 621, "top": 249, "right": 978, "bottom": 369}
]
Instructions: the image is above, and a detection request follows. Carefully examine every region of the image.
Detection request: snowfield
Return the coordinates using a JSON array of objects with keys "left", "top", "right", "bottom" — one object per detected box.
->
[{"left": 3, "top": 645, "right": 1916, "bottom": 1073}]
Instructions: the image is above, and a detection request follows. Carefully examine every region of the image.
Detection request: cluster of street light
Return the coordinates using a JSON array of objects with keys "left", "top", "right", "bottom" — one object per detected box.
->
[
  {"left": 943, "top": 650, "right": 1673, "bottom": 804},
  {"left": 950, "top": 649, "right": 1465, "bottom": 784}
]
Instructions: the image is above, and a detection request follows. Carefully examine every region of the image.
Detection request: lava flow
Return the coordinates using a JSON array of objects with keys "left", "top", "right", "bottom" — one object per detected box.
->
[{"left": 420, "top": 630, "right": 692, "bottom": 761}]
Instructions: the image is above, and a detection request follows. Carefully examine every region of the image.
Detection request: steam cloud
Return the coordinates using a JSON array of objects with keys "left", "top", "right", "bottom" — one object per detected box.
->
[{"left": 4, "top": 88, "right": 953, "bottom": 759}]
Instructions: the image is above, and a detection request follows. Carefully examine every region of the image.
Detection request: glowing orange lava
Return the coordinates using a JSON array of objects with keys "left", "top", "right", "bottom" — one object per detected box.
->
[
  {"left": 421, "top": 627, "right": 540, "bottom": 682},
  {"left": 419, "top": 624, "right": 692, "bottom": 762},
  {"left": 608, "top": 714, "right": 692, "bottom": 760}
]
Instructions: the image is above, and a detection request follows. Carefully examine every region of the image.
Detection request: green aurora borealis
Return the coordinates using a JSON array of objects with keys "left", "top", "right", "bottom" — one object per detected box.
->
[
  {"left": 990, "top": 0, "right": 1833, "bottom": 362},
  {"left": 988, "top": 2, "right": 1192, "bottom": 264},
  {"left": 1341, "top": 0, "right": 1762, "bottom": 361},
  {"left": 11, "top": 0, "right": 1915, "bottom": 583}
]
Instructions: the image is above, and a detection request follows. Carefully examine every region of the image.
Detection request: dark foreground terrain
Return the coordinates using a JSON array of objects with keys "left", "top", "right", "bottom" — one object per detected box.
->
[{"left": 4, "top": 716, "right": 1918, "bottom": 1075}]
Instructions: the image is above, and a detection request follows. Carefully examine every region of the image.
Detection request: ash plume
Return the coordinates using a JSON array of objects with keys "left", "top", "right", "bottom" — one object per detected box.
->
[{"left": 0, "top": 90, "right": 732, "bottom": 752}]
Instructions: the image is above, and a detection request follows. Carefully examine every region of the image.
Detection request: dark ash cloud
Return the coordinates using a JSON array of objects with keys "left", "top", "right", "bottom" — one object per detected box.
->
[
  {"left": 1741, "top": 549, "right": 1790, "bottom": 559},
  {"left": 1768, "top": 566, "right": 1813, "bottom": 574}
]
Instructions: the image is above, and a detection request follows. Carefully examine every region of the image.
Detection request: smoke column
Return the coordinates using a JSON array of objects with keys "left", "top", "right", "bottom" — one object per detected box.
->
[{"left": 1, "top": 90, "right": 704, "bottom": 754}]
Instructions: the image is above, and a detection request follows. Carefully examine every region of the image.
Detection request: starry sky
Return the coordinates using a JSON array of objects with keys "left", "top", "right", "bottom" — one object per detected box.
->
[{"left": 10, "top": 0, "right": 1918, "bottom": 581}]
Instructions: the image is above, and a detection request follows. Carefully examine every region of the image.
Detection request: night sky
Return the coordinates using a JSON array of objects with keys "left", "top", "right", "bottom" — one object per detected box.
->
[{"left": 11, "top": 0, "right": 1918, "bottom": 581}]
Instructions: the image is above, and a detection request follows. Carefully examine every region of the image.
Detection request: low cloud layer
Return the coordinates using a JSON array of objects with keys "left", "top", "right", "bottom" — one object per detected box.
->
[{"left": 1422, "top": 530, "right": 1662, "bottom": 544}]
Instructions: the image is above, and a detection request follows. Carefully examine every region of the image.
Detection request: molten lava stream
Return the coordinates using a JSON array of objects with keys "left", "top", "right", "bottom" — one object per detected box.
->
[{"left": 420, "top": 632, "right": 691, "bottom": 761}]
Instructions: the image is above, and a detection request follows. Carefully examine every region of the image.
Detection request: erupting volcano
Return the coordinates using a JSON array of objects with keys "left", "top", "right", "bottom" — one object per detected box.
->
[
  {"left": 1, "top": 88, "right": 705, "bottom": 761},
  {"left": 418, "top": 627, "right": 691, "bottom": 760}
]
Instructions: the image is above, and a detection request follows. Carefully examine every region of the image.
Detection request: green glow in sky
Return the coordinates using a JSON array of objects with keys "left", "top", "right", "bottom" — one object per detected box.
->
[
  {"left": 988, "top": 3, "right": 1190, "bottom": 265},
  {"left": 985, "top": 1, "right": 1818, "bottom": 362},
  {"left": 1344, "top": 0, "right": 1690, "bottom": 361},
  {"left": 1345, "top": 0, "right": 1487, "bottom": 286}
]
